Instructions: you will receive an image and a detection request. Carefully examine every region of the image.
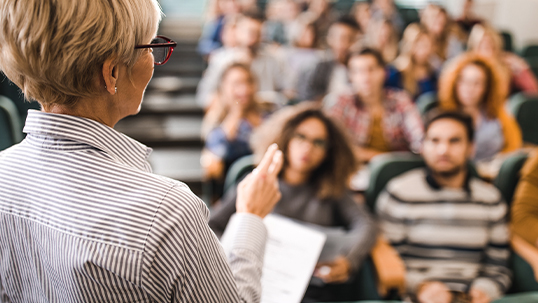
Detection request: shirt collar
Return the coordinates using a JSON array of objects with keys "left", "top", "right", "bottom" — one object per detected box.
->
[
  {"left": 425, "top": 166, "right": 472, "bottom": 193},
  {"left": 23, "top": 110, "right": 152, "bottom": 172}
]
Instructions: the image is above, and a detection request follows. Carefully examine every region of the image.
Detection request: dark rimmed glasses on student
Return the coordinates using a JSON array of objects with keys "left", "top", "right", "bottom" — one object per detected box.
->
[{"left": 135, "top": 35, "right": 177, "bottom": 65}]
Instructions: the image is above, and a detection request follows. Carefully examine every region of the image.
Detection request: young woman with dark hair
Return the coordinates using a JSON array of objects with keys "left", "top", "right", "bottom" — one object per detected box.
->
[{"left": 209, "top": 103, "right": 377, "bottom": 302}]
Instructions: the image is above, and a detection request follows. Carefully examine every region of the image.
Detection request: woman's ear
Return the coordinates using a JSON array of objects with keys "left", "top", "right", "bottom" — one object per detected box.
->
[{"left": 102, "top": 58, "right": 119, "bottom": 95}]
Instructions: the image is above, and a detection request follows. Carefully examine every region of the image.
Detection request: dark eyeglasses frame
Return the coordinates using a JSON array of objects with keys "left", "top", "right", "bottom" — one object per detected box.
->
[{"left": 134, "top": 35, "right": 177, "bottom": 65}]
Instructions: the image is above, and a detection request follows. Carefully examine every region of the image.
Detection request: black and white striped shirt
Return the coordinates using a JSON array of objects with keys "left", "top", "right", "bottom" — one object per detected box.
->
[
  {"left": 377, "top": 168, "right": 511, "bottom": 300},
  {"left": 0, "top": 110, "right": 267, "bottom": 303}
]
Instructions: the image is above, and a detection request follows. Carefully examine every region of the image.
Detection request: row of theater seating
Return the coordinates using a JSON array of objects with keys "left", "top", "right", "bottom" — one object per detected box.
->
[{"left": 224, "top": 151, "right": 538, "bottom": 302}]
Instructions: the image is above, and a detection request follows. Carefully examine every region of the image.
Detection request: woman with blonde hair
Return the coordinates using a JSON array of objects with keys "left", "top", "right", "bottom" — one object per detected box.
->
[
  {"left": 468, "top": 23, "right": 538, "bottom": 95},
  {"left": 438, "top": 53, "right": 522, "bottom": 161},
  {"left": 0, "top": 0, "right": 283, "bottom": 301},
  {"left": 202, "top": 62, "right": 270, "bottom": 182},
  {"left": 210, "top": 103, "right": 377, "bottom": 302},
  {"left": 421, "top": 4, "right": 465, "bottom": 67},
  {"left": 391, "top": 23, "right": 438, "bottom": 99}
]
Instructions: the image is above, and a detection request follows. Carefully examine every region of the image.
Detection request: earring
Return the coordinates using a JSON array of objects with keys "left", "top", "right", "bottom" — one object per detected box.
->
[{"left": 115, "top": 87, "right": 117, "bottom": 94}]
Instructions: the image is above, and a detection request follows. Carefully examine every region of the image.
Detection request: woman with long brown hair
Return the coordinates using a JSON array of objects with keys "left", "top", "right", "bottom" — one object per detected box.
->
[
  {"left": 438, "top": 53, "right": 522, "bottom": 161},
  {"left": 209, "top": 103, "right": 377, "bottom": 302}
]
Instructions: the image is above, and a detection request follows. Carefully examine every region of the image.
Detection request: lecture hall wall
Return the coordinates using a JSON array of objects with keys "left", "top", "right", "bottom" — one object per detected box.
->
[{"left": 445, "top": 0, "right": 538, "bottom": 50}]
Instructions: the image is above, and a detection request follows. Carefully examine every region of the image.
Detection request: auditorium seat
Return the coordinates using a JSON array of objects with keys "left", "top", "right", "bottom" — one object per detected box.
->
[
  {"left": 509, "top": 93, "right": 538, "bottom": 145},
  {"left": 0, "top": 95, "right": 22, "bottom": 151}
]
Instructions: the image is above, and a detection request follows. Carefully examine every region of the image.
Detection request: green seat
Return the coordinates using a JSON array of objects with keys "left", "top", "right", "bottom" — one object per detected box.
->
[
  {"left": 415, "top": 91, "right": 438, "bottom": 117},
  {"left": 0, "top": 73, "right": 40, "bottom": 125},
  {"left": 365, "top": 152, "right": 425, "bottom": 210},
  {"left": 223, "top": 154, "right": 255, "bottom": 194},
  {"left": 494, "top": 153, "right": 538, "bottom": 294},
  {"left": 500, "top": 31, "right": 513, "bottom": 52},
  {"left": 494, "top": 292, "right": 538, "bottom": 303},
  {"left": 0, "top": 95, "right": 23, "bottom": 151},
  {"left": 494, "top": 152, "right": 528, "bottom": 206},
  {"left": 508, "top": 93, "right": 538, "bottom": 145},
  {"left": 398, "top": 7, "right": 420, "bottom": 29},
  {"left": 522, "top": 45, "right": 538, "bottom": 59},
  {"left": 364, "top": 152, "right": 482, "bottom": 210}
]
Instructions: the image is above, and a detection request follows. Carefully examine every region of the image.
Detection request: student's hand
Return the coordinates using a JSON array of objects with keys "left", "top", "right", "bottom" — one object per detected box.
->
[
  {"left": 313, "top": 256, "right": 351, "bottom": 284},
  {"left": 236, "top": 144, "right": 283, "bottom": 219},
  {"left": 416, "top": 281, "right": 453, "bottom": 303},
  {"left": 470, "top": 288, "right": 491, "bottom": 303}
]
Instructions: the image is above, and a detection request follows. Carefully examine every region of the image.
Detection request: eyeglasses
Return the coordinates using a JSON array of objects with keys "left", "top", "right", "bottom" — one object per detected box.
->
[
  {"left": 292, "top": 133, "right": 328, "bottom": 150},
  {"left": 135, "top": 35, "right": 177, "bottom": 65}
]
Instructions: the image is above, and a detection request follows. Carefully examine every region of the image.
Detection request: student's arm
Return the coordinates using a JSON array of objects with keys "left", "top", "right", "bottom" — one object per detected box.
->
[
  {"left": 335, "top": 193, "right": 378, "bottom": 272},
  {"left": 511, "top": 151, "right": 538, "bottom": 246}
]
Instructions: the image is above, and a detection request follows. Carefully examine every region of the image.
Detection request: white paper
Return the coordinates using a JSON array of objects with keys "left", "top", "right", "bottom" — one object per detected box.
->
[
  {"left": 261, "top": 214, "right": 327, "bottom": 303},
  {"left": 350, "top": 167, "right": 370, "bottom": 191}
]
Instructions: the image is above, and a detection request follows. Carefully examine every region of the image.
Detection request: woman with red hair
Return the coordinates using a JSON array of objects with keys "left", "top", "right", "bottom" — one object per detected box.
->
[{"left": 438, "top": 53, "right": 522, "bottom": 161}]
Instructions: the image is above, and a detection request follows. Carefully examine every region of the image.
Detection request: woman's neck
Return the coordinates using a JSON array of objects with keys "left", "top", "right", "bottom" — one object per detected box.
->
[
  {"left": 283, "top": 168, "right": 309, "bottom": 186},
  {"left": 44, "top": 97, "right": 120, "bottom": 128},
  {"left": 462, "top": 105, "right": 483, "bottom": 125}
]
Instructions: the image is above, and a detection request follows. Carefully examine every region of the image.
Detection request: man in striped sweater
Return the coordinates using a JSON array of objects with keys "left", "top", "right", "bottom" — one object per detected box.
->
[{"left": 377, "top": 111, "right": 511, "bottom": 303}]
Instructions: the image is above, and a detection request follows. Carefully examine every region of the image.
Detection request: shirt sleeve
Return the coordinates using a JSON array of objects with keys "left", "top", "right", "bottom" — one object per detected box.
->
[
  {"left": 471, "top": 203, "right": 511, "bottom": 300},
  {"left": 143, "top": 184, "right": 266, "bottom": 303},
  {"left": 511, "top": 150, "right": 538, "bottom": 245},
  {"left": 334, "top": 193, "right": 377, "bottom": 272},
  {"left": 399, "top": 93, "right": 424, "bottom": 153},
  {"left": 205, "top": 127, "right": 230, "bottom": 159}
]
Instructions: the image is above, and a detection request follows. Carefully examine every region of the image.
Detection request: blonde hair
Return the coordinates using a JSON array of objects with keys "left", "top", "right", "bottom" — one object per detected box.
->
[
  {"left": 467, "top": 23, "right": 504, "bottom": 56},
  {"left": 394, "top": 23, "right": 434, "bottom": 96},
  {"left": 0, "top": 0, "right": 162, "bottom": 107}
]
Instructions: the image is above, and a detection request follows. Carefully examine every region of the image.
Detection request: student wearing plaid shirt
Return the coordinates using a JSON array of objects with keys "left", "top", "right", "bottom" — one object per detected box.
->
[{"left": 329, "top": 48, "right": 424, "bottom": 163}]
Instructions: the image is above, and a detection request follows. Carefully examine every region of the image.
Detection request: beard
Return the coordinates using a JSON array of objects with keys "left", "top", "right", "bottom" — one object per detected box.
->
[{"left": 431, "top": 164, "right": 466, "bottom": 179}]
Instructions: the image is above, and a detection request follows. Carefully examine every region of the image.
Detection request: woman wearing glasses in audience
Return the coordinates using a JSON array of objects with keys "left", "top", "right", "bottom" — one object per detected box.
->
[
  {"left": 438, "top": 53, "right": 522, "bottom": 165},
  {"left": 0, "top": 0, "right": 284, "bottom": 301},
  {"left": 468, "top": 24, "right": 538, "bottom": 95},
  {"left": 209, "top": 104, "right": 377, "bottom": 302}
]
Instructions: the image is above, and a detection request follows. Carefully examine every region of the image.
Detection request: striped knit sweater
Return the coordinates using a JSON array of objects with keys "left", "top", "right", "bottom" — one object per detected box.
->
[{"left": 376, "top": 168, "right": 511, "bottom": 300}]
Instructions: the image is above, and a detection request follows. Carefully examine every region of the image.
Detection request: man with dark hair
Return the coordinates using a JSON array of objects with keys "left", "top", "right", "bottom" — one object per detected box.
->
[
  {"left": 298, "top": 16, "right": 360, "bottom": 102},
  {"left": 376, "top": 110, "right": 511, "bottom": 303},
  {"left": 197, "top": 11, "right": 290, "bottom": 107},
  {"left": 329, "top": 48, "right": 424, "bottom": 163}
]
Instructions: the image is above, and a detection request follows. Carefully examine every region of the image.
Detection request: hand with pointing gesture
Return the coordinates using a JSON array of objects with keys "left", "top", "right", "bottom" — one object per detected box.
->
[{"left": 236, "top": 144, "right": 284, "bottom": 218}]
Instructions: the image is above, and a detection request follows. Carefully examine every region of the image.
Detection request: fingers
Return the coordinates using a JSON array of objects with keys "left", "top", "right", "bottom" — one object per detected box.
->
[
  {"left": 255, "top": 144, "right": 279, "bottom": 177},
  {"left": 268, "top": 150, "right": 284, "bottom": 178}
]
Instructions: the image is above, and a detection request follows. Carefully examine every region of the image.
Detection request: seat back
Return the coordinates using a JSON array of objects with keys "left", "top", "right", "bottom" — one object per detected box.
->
[
  {"left": 223, "top": 154, "right": 255, "bottom": 194},
  {"left": 365, "top": 152, "right": 480, "bottom": 210},
  {"left": 522, "top": 44, "right": 538, "bottom": 59},
  {"left": 493, "top": 153, "right": 538, "bottom": 294},
  {"left": 500, "top": 31, "right": 514, "bottom": 52},
  {"left": 0, "top": 95, "right": 22, "bottom": 151},
  {"left": 494, "top": 152, "right": 528, "bottom": 206},
  {"left": 365, "top": 152, "right": 425, "bottom": 210},
  {"left": 415, "top": 91, "right": 438, "bottom": 117},
  {"left": 509, "top": 93, "right": 538, "bottom": 145}
]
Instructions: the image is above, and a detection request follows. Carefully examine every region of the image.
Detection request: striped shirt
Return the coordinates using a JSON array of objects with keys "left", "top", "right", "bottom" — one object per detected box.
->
[
  {"left": 376, "top": 168, "right": 511, "bottom": 300},
  {"left": 0, "top": 110, "right": 267, "bottom": 303}
]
